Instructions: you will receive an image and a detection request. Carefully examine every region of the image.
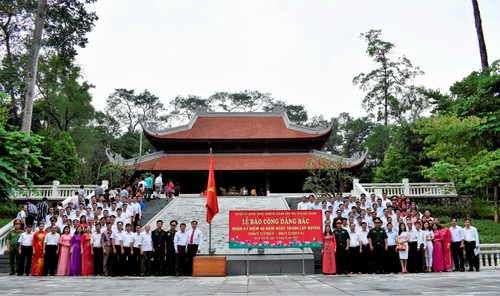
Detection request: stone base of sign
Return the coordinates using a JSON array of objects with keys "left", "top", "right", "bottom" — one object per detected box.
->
[
  {"left": 193, "top": 256, "right": 227, "bottom": 276},
  {"left": 226, "top": 254, "right": 315, "bottom": 275}
]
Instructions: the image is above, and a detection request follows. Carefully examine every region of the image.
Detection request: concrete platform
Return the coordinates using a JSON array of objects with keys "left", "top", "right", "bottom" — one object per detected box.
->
[{"left": 0, "top": 270, "right": 498, "bottom": 295}]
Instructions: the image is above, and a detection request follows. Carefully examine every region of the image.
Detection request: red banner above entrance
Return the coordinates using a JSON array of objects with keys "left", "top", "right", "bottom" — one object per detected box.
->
[{"left": 229, "top": 210, "right": 323, "bottom": 248}]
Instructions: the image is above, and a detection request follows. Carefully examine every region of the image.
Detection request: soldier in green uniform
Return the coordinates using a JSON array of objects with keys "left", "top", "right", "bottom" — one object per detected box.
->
[
  {"left": 6, "top": 219, "right": 24, "bottom": 275},
  {"left": 151, "top": 220, "right": 167, "bottom": 276},
  {"left": 368, "top": 217, "right": 388, "bottom": 274},
  {"left": 165, "top": 220, "right": 178, "bottom": 276},
  {"left": 333, "top": 218, "right": 350, "bottom": 275}
]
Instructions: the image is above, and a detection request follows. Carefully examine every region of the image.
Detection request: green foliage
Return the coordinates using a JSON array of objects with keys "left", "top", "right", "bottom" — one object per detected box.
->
[
  {"left": 0, "top": 94, "right": 44, "bottom": 199},
  {"left": 353, "top": 29, "right": 427, "bottom": 128},
  {"left": 0, "top": 199, "right": 19, "bottom": 219},
  {"left": 38, "top": 130, "right": 80, "bottom": 184},
  {"left": 100, "top": 162, "right": 134, "bottom": 187},
  {"left": 303, "top": 156, "right": 353, "bottom": 195},
  {"left": 110, "top": 130, "right": 153, "bottom": 160},
  {"left": 209, "top": 90, "right": 274, "bottom": 112},
  {"left": 263, "top": 100, "right": 309, "bottom": 125},
  {"left": 169, "top": 95, "right": 214, "bottom": 122}
]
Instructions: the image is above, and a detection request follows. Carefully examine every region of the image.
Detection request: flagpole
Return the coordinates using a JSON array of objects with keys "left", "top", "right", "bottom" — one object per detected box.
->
[{"left": 209, "top": 148, "right": 212, "bottom": 255}]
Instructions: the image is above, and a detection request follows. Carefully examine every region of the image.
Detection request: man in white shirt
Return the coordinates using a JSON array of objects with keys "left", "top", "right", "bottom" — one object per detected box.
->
[
  {"left": 185, "top": 220, "right": 203, "bottom": 276},
  {"left": 297, "top": 196, "right": 310, "bottom": 210},
  {"left": 111, "top": 221, "right": 124, "bottom": 276},
  {"left": 18, "top": 225, "right": 34, "bottom": 275},
  {"left": 132, "top": 225, "right": 142, "bottom": 276},
  {"left": 348, "top": 223, "right": 361, "bottom": 274},
  {"left": 174, "top": 223, "right": 189, "bottom": 276},
  {"left": 43, "top": 225, "right": 60, "bottom": 276},
  {"left": 407, "top": 220, "right": 419, "bottom": 273},
  {"left": 155, "top": 173, "right": 163, "bottom": 196},
  {"left": 415, "top": 221, "right": 425, "bottom": 273},
  {"left": 91, "top": 223, "right": 103, "bottom": 276},
  {"left": 121, "top": 223, "right": 134, "bottom": 276},
  {"left": 463, "top": 218, "right": 480, "bottom": 272},
  {"left": 140, "top": 224, "right": 153, "bottom": 276},
  {"left": 385, "top": 222, "right": 399, "bottom": 273},
  {"left": 357, "top": 222, "right": 370, "bottom": 273},
  {"left": 310, "top": 197, "right": 322, "bottom": 210},
  {"left": 449, "top": 218, "right": 465, "bottom": 271}
]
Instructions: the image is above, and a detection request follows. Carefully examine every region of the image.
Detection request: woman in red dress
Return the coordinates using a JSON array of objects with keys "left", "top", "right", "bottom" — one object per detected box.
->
[
  {"left": 31, "top": 223, "right": 47, "bottom": 276},
  {"left": 322, "top": 225, "right": 337, "bottom": 274},
  {"left": 440, "top": 221, "right": 452, "bottom": 271},
  {"left": 81, "top": 226, "right": 94, "bottom": 276}
]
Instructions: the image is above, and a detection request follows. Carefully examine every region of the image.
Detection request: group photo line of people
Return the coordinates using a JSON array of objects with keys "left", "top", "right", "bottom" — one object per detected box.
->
[{"left": 296, "top": 193, "right": 481, "bottom": 275}]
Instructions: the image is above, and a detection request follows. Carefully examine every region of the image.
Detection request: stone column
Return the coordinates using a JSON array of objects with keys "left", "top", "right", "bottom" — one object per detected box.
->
[{"left": 51, "top": 180, "right": 60, "bottom": 198}]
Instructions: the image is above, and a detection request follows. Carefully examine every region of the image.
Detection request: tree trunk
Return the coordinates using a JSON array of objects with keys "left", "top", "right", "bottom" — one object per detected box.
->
[
  {"left": 471, "top": 0, "right": 489, "bottom": 70},
  {"left": 494, "top": 184, "right": 498, "bottom": 223},
  {"left": 20, "top": 0, "right": 48, "bottom": 132}
]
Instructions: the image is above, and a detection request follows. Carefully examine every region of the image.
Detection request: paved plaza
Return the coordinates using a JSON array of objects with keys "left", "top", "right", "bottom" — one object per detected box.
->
[{"left": 0, "top": 270, "right": 499, "bottom": 296}]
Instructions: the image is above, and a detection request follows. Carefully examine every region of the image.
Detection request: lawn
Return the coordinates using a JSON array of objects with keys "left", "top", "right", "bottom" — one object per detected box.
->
[{"left": 437, "top": 216, "right": 499, "bottom": 244}]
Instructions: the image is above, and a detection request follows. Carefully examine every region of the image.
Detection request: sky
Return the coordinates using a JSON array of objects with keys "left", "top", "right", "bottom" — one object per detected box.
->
[{"left": 76, "top": 0, "right": 500, "bottom": 121}]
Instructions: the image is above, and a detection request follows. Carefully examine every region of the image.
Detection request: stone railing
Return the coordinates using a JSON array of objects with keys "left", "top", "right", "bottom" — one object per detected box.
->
[
  {"left": 10, "top": 180, "right": 107, "bottom": 201},
  {"left": 352, "top": 178, "right": 457, "bottom": 198},
  {"left": 475, "top": 244, "right": 500, "bottom": 269}
]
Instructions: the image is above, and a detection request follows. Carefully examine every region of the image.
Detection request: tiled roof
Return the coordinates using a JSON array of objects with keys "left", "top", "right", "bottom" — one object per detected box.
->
[
  {"left": 144, "top": 115, "right": 331, "bottom": 140},
  {"left": 133, "top": 153, "right": 365, "bottom": 171}
]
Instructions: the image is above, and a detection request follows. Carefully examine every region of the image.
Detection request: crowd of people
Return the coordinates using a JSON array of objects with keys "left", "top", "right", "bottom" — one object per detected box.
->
[
  {"left": 6, "top": 176, "right": 204, "bottom": 277},
  {"left": 297, "top": 193, "right": 481, "bottom": 275}
]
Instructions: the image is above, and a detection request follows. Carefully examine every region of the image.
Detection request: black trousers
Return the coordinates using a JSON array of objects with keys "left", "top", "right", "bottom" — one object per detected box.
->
[
  {"left": 176, "top": 245, "right": 187, "bottom": 275},
  {"left": 43, "top": 245, "right": 58, "bottom": 275},
  {"left": 348, "top": 246, "right": 360, "bottom": 273},
  {"left": 133, "top": 247, "right": 141, "bottom": 275},
  {"left": 93, "top": 247, "right": 103, "bottom": 275},
  {"left": 372, "top": 244, "right": 386, "bottom": 274},
  {"left": 186, "top": 244, "right": 199, "bottom": 275},
  {"left": 112, "top": 246, "right": 123, "bottom": 276},
  {"left": 386, "top": 245, "right": 400, "bottom": 273},
  {"left": 335, "top": 246, "right": 348, "bottom": 274},
  {"left": 451, "top": 241, "right": 465, "bottom": 270},
  {"left": 408, "top": 241, "right": 418, "bottom": 273},
  {"left": 464, "top": 241, "right": 479, "bottom": 270},
  {"left": 360, "top": 244, "right": 371, "bottom": 273},
  {"left": 153, "top": 248, "right": 166, "bottom": 275},
  {"left": 166, "top": 246, "right": 176, "bottom": 275},
  {"left": 18, "top": 246, "right": 33, "bottom": 275},
  {"left": 123, "top": 247, "right": 132, "bottom": 275}
]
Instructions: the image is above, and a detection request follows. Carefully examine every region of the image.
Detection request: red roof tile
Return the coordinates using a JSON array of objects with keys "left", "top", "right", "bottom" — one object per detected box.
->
[
  {"left": 144, "top": 116, "right": 330, "bottom": 140},
  {"left": 133, "top": 154, "right": 363, "bottom": 171}
]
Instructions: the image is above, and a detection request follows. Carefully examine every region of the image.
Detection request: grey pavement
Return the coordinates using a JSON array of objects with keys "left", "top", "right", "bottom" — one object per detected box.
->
[{"left": 0, "top": 270, "right": 499, "bottom": 295}]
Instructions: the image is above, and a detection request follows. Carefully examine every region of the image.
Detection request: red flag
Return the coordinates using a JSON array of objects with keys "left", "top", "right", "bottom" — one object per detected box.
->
[{"left": 205, "top": 151, "right": 219, "bottom": 224}]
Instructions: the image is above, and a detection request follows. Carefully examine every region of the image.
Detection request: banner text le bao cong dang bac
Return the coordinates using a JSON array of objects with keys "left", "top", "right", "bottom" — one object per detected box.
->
[{"left": 229, "top": 210, "right": 323, "bottom": 249}]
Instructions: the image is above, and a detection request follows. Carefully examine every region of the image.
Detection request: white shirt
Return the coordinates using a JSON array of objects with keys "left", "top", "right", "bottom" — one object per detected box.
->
[
  {"left": 17, "top": 210, "right": 26, "bottom": 220},
  {"left": 91, "top": 232, "right": 103, "bottom": 248},
  {"left": 450, "top": 225, "right": 465, "bottom": 242},
  {"left": 140, "top": 231, "right": 153, "bottom": 251},
  {"left": 386, "top": 230, "right": 397, "bottom": 246},
  {"left": 155, "top": 176, "right": 162, "bottom": 184},
  {"left": 349, "top": 231, "right": 360, "bottom": 247},
  {"left": 186, "top": 228, "right": 203, "bottom": 247},
  {"left": 357, "top": 230, "right": 369, "bottom": 245},
  {"left": 297, "top": 202, "right": 310, "bottom": 210},
  {"left": 408, "top": 228, "right": 418, "bottom": 242},
  {"left": 122, "top": 231, "right": 134, "bottom": 247},
  {"left": 174, "top": 231, "right": 189, "bottom": 250},
  {"left": 111, "top": 230, "right": 123, "bottom": 246},
  {"left": 132, "top": 232, "right": 142, "bottom": 248},
  {"left": 44, "top": 232, "right": 60, "bottom": 245},
  {"left": 18, "top": 232, "right": 34, "bottom": 246},
  {"left": 463, "top": 226, "right": 480, "bottom": 245},
  {"left": 416, "top": 229, "right": 425, "bottom": 246}
]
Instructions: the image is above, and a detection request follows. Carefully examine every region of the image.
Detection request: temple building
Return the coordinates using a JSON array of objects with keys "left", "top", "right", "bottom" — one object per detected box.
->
[{"left": 106, "top": 108, "right": 367, "bottom": 194}]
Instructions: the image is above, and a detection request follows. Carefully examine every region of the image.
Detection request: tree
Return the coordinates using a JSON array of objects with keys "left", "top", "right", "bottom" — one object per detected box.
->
[
  {"left": 34, "top": 54, "right": 95, "bottom": 132},
  {"left": 105, "top": 88, "right": 168, "bottom": 133},
  {"left": 353, "top": 29, "right": 426, "bottom": 149},
  {"left": 0, "top": 0, "right": 97, "bottom": 129},
  {"left": 0, "top": 93, "right": 44, "bottom": 199},
  {"left": 303, "top": 156, "right": 353, "bottom": 196},
  {"left": 471, "top": 0, "right": 489, "bottom": 69},
  {"left": 168, "top": 95, "right": 213, "bottom": 123},
  {"left": 417, "top": 115, "right": 500, "bottom": 219},
  {"left": 209, "top": 90, "right": 274, "bottom": 112},
  {"left": 37, "top": 130, "right": 80, "bottom": 184},
  {"left": 263, "top": 100, "right": 309, "bottom": 125}
]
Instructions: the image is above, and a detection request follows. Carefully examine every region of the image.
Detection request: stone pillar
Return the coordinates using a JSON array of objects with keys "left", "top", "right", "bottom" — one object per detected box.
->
[
  {"left": 52, "top": 180, "right": 60, "bottom": 198},
  {"left": 403, "top": 178, "right": 410, "bottom": 195},
  {"left": 266, "top": 173, "right": 270, "bottom": 196}
]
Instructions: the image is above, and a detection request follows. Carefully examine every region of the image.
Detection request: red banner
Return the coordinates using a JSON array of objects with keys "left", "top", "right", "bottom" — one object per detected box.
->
[{"left": 229, "top": 210, "right": 323, "bottom": 248}]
